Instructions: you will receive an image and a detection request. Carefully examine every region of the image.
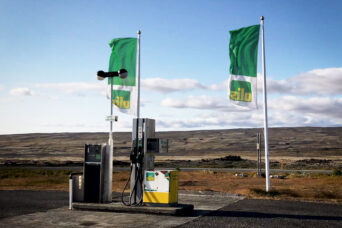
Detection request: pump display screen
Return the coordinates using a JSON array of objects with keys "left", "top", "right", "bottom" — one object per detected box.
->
[
  {"left": 85, "top": 144, "right": 102, "bottom": 163},
  {"left": 147, "top": 138, "right": 159, "bottom": 153}
]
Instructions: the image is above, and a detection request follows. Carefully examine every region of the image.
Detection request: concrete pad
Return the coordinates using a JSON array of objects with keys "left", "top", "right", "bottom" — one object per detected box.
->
[
  {"left": 72, "top": 202, "right": 194, "bottom": 215},
  {"left": 0, "top": 191, "right": 243, "bottom": 227}
]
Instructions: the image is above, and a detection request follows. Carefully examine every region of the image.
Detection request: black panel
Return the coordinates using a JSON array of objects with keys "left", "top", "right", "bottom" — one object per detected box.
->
[
  {"left": 83, "top": 144, "right": 102, "bottom": 203},
  {"left": 147, "top": 138, "right": 159, "bottom": 153},
  {"left": 84, "top": 164, "right": 101, "bottom": 203}
]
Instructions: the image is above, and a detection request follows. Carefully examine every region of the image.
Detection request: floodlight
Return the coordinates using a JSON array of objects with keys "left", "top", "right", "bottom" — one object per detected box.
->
[{"left": 96, "top": 69, "right": 128, "bottom": 80}]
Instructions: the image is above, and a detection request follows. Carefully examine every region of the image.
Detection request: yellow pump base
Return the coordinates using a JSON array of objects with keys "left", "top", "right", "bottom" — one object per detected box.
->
[{"left": 143, "top": 170, "right": 178, "bottom": 205}]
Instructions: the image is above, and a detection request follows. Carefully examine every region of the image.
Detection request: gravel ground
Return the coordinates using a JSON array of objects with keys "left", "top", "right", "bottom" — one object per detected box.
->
[{"left": 180, "top": 199, "right": 342, "bottom": 228}]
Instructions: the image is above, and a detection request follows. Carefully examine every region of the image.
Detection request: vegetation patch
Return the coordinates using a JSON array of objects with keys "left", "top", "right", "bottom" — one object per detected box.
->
[
  {"left": 249, "top": 188, "right": 299, "bottom": 198},
  {"left": 332, "top": 169, "right": 342, "bottom": 176}
]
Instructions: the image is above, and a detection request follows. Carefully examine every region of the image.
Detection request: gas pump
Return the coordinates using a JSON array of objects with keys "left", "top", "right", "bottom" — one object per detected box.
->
[
  {"left": 121, "top": 118, "right": 171, "bottom": 206},
  {"left": 121, "top": 118, "right": 154, "bottom": 205}
]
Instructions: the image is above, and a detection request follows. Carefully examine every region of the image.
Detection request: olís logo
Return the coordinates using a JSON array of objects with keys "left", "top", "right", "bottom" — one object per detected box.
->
[
  {"left": 113, "top": 90, "right": 130, "bottom": 109},
  {"left": 230, "top": 80, "right": 252, "bottom": 102}
]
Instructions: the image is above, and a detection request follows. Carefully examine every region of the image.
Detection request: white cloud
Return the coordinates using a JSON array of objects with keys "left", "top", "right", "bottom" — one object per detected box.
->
[
  {"left": 9, "top": 88, "right": 34, "bottom": 96},
  {"left": 161, "top": 95, "right": 253, "bottom": 111},
  {"left": 161, "top": 94, "right": 342, "bottom": 122},
  {"left": 32, "top": 78, "right": 226, "bottom": 96},
  {"left": 0, "top": 84, "right": 3, "bottom": 91},
  {"left": 290, "top": 67, "right": 342, "bottom": 95},
  {"left": 158, "top": 111, "right": 263, "bottom": 129},
  {"left": 141, "top": 78, "right": 206, "bottom": 93},
  {"left": 257, "top": 67, "right": 342, "bottom": 95},
  {"left": 41, "top": 119, "right": 131, "bottom": 131},
  {"left": 157, "top": 103, "right": 342, "bottom": 130},
  {"left": 207, "top": 79, "right": 228, "bottom": 91},
  {"left": 149, "top": 67, "right": 342, "bottom": 95},
  {"left": 269, "top": 96, "right": 342, "bottom": 119},
  {"left": 35, "top": 82, "right": 106, "bottom": 96},
  {"left": 159, "top": 94, "right": 342, "bottom": 129}
]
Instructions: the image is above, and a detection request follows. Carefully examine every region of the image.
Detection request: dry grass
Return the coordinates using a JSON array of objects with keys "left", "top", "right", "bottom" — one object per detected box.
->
[{"left": 1, "top": 169, "right": 342, "bottom": 203}]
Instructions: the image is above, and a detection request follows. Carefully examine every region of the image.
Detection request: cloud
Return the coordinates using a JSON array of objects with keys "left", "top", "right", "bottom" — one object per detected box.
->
[
  {"left": 32, "top": 77, "right": 226, "bottom": 96},
  {"left": 257, "top": 67, "right": 342, "bottom": 95},
  {"left": 9, "top": 88, "right": 34, "bottom": 96},
  {"left": 141, "top": 78, "right": 207, "bottom": 93},
  {"left": 290, "top": 67, "right": 342, "bottom": 95},
  {"left": 257, "top": 75, "right": 293, "bottom": 94},
  {"left": 35, "top": 82, "right": 106, "bottom": 96},
  {"left": 41, "top": 119, "right": 131, "bottom": 131},
  {"left": 143, "top": 67, "right": 342, "bottom": 95},
  {"left": 159, "top": 94, "right": 342, "bottom": 129},
  {"left": 208, "top": 79, "right": 228, "bottom": 91},
  {"left": 157, "top": 112, "right": 266, "bottom": 129},
  {"left": 161, "top": 95, "right": 249, "bottom": 111},
  {"left": 0, "top": 84, "right": 3, "bottom": 91},
  {"left": 157, "top": 102, "right": 342, "bottom": 130},
  {"left": 269, "top": 96, "right": 342, "bottom": 120}
]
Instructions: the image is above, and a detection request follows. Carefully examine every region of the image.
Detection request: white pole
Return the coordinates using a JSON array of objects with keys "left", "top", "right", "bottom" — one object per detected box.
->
[
  {"left": 261, "top": 16, "right": 270, "bottom": 192},
  {"left": 137, "top": 30, "right": 141, "bottom": 119},
  {"left": 69, "top": 177, "right": 72, "bottom": 209},
  {"left": 105, "top": 77, "right": 114, "bottom": 202},
  {"left": 109, "top": 77, "right": 113, "bottom": 145}
]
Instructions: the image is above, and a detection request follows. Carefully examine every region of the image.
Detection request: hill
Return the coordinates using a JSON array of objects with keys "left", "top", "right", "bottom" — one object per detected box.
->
[{"left": 0, "top": 127, "right": 341, "bottom": 167}]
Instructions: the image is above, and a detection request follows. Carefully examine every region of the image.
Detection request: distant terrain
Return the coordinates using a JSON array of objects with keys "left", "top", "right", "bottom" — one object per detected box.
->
[
  {"left": 0, "top": 127, "right": 341, "bottom": 169},
  {"left": 1, "top": 127, "right": 342, "bottom": 202}
]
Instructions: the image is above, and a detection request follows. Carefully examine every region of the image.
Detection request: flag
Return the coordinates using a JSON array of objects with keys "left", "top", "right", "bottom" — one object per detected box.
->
[
  {"left": 108, "top": 38, "right": 138, "bottom": 115},
  {"left": 228, "top": 24, "right": 260, "bottom": 108}
]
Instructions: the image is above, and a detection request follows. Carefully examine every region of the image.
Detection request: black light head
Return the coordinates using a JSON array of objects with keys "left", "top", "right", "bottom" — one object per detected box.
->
[
  {"left": 118, "top": 69, "right": 128, "bottom": 79},
  {"left": 97, "top": 71, "right": 106, "bottom": 80},
  {"left": 96, "top": 69, "right": 128, "bottom": 80}
]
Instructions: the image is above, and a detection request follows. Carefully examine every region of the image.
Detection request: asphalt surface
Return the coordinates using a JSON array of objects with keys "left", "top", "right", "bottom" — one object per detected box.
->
[
  {"left": 1, "top": 190, "right": 342, "bottom": 227},
  {"left": 0, "top": 190, "right": 68, "bottom": 219},
  {"left": 179, "top": 199, "right": 342, "bottom": 228}
]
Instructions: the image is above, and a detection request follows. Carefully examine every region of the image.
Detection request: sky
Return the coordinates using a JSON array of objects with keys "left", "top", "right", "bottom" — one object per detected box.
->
[{"left": 0, "top": 0, "right": 342, "bottom": 134}]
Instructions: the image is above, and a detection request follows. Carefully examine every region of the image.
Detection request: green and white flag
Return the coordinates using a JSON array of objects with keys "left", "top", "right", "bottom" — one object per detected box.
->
[
  {"left": 228, "top": 24, "right": 260, "bottom": 108},
  {"left": 108, "top": 38, "right": 138, "bottom": 115}
]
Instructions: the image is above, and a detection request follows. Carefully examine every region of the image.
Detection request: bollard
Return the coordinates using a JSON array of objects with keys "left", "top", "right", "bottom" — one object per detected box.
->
[{"left": 69, "top": 176, "right": 73, "bottom": 210}]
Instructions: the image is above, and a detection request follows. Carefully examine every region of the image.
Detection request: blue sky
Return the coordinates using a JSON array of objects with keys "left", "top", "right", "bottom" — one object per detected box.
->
[{"left": 0, "top": 0, "right": 342, "bottom": 134}]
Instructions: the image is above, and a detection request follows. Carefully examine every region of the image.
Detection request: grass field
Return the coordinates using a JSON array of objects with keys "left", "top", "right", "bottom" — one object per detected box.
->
[{"left": 1, "top": 168, "right": 341, "bottom": 203}]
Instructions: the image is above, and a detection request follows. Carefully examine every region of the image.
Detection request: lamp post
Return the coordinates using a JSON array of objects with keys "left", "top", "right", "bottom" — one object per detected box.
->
[
  {"left": 96, "top": 68, "right": 127, "bottom": 202},
  {"left": 97, "top": 68, "right": 128, "bottom": 146}
]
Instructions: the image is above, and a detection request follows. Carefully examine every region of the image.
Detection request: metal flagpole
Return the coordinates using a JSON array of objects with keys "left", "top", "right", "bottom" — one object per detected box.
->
[
  {"left": 130, "top": 30, "right": 141, "bottom": 204},
  {"left": 137, "top": 30, "right": 141, "bottom": 118},
  {"left": 261, "top": 16, "right": 270, "bottom": 192}
]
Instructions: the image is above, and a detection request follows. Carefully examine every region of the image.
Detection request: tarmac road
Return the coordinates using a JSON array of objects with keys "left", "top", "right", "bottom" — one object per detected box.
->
[
  {"left": 179, "top": 198, "right": 342, "bottom": 228},
  {"left": 1, "top": 190, "right": 342, "bottom": 227},
  {"left": 0, "top": 190, "right": 68, "bottom": 219}
]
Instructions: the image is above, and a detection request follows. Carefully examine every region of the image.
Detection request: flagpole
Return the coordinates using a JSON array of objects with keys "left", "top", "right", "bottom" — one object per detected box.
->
[
  {"left": 261, "top": 16, "right": 270, "bottom": 192},
  {"left": 137, "top": 30, "right": 141, "bottom": 118}
]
